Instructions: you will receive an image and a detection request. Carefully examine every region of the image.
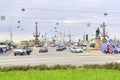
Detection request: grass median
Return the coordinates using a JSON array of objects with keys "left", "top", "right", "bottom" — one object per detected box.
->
[
  {"left": 1, "top": 62, "right": 120, "bottom": 80},
  {"left": 0, "top": 69, "right": 120, "bottom": 80}
]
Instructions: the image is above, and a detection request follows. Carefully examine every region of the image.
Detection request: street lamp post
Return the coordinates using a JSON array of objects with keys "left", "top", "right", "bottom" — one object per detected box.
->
[
  {"left": 54, "top": 23, "right": 59, "bottom": 41},
  {"left": 69, "top": 31, "right": 71, "bottom": 43},
  {"left": 86, "top": 23, "right": 90, "bottom": 52},
  {"left": 10, "top": 27, "right": 12, "bottom": 44},
  {"left": 54, "top": 27, "right": 57, "bottom": 41}
]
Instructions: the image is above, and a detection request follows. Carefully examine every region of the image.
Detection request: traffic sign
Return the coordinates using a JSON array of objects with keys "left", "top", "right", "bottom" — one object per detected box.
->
[{"left": 108, "top": 39, "right": 112, "bottom": 43}]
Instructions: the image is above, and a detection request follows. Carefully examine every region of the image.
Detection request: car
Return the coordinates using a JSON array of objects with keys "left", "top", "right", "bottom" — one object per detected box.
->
[
  {"left": 60, "top": 44, "right": 66, "bottom": 50},
  {"left": 90, "top": 43, "right": 95, "bottom": 47},
  {"left": 114, "top": 44, "right": 120, "bottom": 53},
  {"left": 35, "top": 44, "right": 43, "bottom": 47},
  {"left": 70, "top": 46, "right": 83, "bottom": 53},
  {"left": 39, "top": 46, "right": 48, "bottom": 53},
  {"left": 0, "top": 45, "right": 10, "bottom": 53},
  {"left": 56, "top": 45, "right": 63, "bottom": 51},
  {"left": 14, "top": 45, "right": 32, "bottom": 56},
  {"left": 0, "top": 47, "right": 3, "bottom": 53},
  {"left": 50, "top": 43, "right": 55, "bottom": 47}
]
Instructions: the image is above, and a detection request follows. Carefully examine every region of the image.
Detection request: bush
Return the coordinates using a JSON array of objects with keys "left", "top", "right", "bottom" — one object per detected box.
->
[
  {"left": 0, "top": 66, "right": 14, "bottom": 72},
  {"left": 0, "top": 64, "right": 77, "bottom": 72},
  {"left": 36, "top": 64, "right": 50, "bottom": 70},
  {"left": 83, "top": 64, "right": 98, "bottom": 69},
  {"left": 1, "top": 62, "right": 120, "bottom": 72},
  {"left": 83, "top": 62, "right": 120, "bottom": 70},
  {"left": 50, "top": 64, "right": 76, "bottom": 70}
]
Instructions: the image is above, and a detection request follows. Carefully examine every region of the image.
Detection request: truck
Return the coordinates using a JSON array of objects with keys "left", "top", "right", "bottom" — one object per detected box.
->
[
  {"left": 100, "top": 43, "right": 120, "bottom": 53},
  {"left": 14, "top": 45, "right": 33, "bottom": 56}
]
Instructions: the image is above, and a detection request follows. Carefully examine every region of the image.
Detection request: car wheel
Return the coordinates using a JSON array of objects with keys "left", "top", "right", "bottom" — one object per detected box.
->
[
  {"left": 80, "top": 51, "right": 83, "bottom": 53},
  {"left": 21, "top": 53, "right": 24, "bottom": 55},
  {"left": 103, "top": 50, "right": 106, "bottom": 53},
  {"left": 114, "top": 50, "right": 118, "bottom": 54},
  {"left": 14, "top": 54, "right": 16, "bottom": 56},
  {"left": 27, "top": 52, "right": 30, "bottom": 55}
]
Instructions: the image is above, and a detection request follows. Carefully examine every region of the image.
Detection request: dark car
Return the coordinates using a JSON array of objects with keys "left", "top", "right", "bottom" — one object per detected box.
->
[
  {"left": 35, "top": 44, "right": 43, "bottom": 47},
  {"left": 90, "top": 43, "right": 95, "bottom": 47},
  {"left": 39, "top": 46, "right": 48, "bottom": 53},
  {"left": 60, "top": 44, "right": 66, "bottom": 50},
  {"left": 56, "top": 45, "right": 63, "bottom": 51}
]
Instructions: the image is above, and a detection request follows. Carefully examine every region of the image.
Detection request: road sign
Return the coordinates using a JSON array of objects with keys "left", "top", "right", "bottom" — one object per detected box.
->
[{"left": 108, "top": 39, "right": 112, "bottom": 43}]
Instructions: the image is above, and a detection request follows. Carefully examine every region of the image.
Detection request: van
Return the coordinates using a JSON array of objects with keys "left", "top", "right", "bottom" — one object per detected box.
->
[{"left": 100, "top": 43, "right": 120, "bottom": 53}]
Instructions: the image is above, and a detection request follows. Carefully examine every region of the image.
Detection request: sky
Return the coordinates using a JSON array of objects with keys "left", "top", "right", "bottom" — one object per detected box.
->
[{"left": 0, "top": 0, "right": 120, "bottom": 42}]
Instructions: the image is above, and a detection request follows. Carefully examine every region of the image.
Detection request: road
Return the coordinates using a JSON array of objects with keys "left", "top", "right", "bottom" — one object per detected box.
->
[{"left": 0, "top": 47, "right": 120, "bottom": 66}]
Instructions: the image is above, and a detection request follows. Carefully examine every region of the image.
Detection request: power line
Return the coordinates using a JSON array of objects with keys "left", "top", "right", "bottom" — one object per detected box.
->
[{"left": 15, "top": 7, "right": 120, "bottom": 14}]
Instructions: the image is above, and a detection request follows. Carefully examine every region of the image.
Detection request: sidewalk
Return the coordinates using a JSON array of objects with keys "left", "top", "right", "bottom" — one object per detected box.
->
[{"left": 73, "top": 51, "right": 111, "bottom": 56}]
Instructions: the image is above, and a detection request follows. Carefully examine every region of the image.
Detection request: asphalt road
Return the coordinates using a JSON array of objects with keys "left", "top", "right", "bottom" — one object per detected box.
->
[{"left": 0, "top": 47, "right": 120, "bottom": 66}]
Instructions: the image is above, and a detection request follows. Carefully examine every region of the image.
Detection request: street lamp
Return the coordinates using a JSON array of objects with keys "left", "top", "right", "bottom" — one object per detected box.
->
[
  {"left": 54, "top": 22, "right": 59, "bottom": 41},
  {"left": 54, "top": 27, "right": 57, "bottom": 40}
]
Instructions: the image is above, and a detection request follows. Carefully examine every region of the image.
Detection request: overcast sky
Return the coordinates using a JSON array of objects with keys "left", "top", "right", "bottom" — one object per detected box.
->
[{"left": 0, "top": 0, "right": 120, "bottom": 42}]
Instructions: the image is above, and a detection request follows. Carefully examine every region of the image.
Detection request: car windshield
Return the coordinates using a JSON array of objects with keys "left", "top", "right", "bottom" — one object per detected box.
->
[
  {"left": 75, "top": 47, "right": 80, "bottom": 49},
  {"left": 41, "top": 46, "right": 47, "bottom": 48},
  {"left": 16, "top": 46, "right": 25, "bottom": 49},
  {"left": 115, "top": 44, "right": 120, "bottom": 48},
  {"left": 74, "top": 47, "right": 82, "bottom": 49}
]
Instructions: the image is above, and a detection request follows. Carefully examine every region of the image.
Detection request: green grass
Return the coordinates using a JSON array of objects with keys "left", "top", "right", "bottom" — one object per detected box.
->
[{"left": 0, "top": 69, "right": 120, "bottom": 80}]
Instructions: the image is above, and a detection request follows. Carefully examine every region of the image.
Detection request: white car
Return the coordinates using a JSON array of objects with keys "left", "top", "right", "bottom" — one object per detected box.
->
[
  {"left": 70, "top": 46, "right": 83, "bottom": 53},
  {"left": 14, "top": 45, "right": 32, "bottom": 56}
]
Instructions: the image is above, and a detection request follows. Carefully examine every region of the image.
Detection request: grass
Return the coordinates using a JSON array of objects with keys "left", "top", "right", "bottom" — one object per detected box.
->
[{"left": 0, "top": 69, "right": 120, "bottom": 80}]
